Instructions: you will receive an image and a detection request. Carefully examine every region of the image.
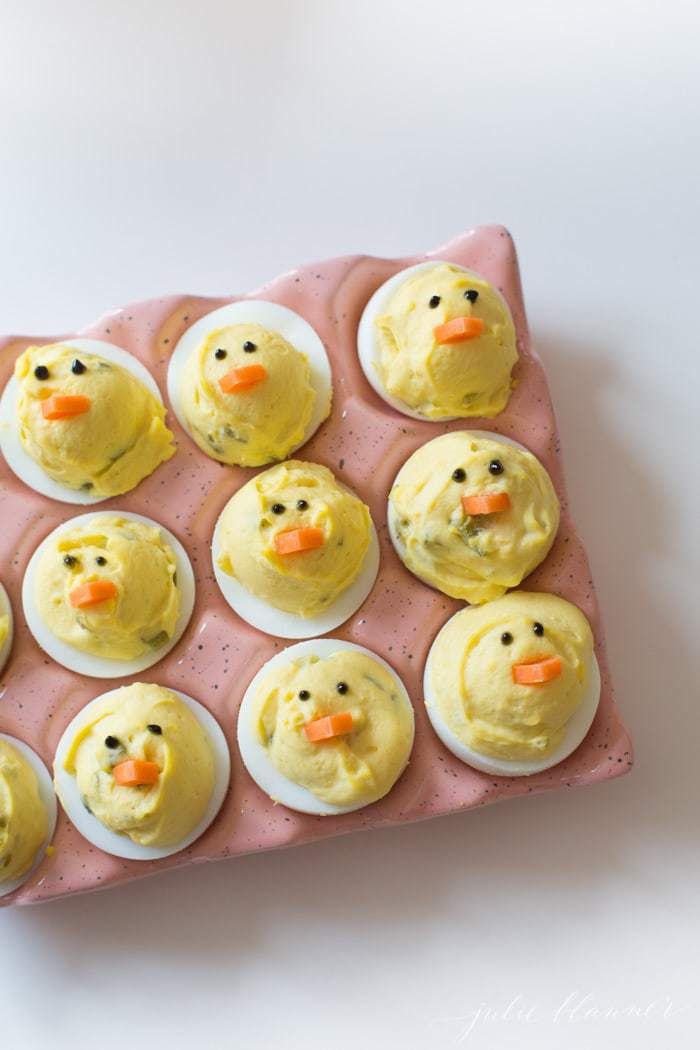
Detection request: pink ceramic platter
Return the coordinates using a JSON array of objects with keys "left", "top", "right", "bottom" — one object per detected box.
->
[{"left": 0, "top": 225, "right": 633, "bottom": 908}]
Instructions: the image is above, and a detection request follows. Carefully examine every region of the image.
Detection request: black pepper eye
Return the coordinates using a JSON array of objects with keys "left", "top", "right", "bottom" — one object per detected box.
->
[
  {"left": 464, "top": 289, "right": 479, "bottom": 303},
  {"left": 452, "top": 468, "right": 466, "bottom": 483},
  {"left": 104, "top": 736, "right": 120, "bottom": 748},
  {"left": 533, "top": 622, "right": 544, "bottom": 636},
  {"left": 271, "top": 503, "right": 285, "bottom": 514},
  {"left": 243, "top": 341, "right": 257, "bottom": 353},
  {"left": 489, "top": 459, "right": 504, "bottom": 475},
  {"left": 63, "top": 554, "right": 78, "bottom": 568},
  {"left": 501, "top": 632, "right": 513, "bottom": 645},
  {"left": 336, "top": 681, "right": 349, "bottom": 694},
  {"left": 95, "top": 556, "right": 107, "bottom": 566},
  {"left": 214, "top": 348, "right": 227, "bottom": 360},
  {"left": 34, "top": 365, "right": 50, "bottom": 380},
  {"left": 147, "top": 724, "right": 162, "bottom": 735},
  {"left": 298, "top": 690, "right": 310, "bottom": 701},
  {"left": 296, "top": 499, "right": 309, "bottom": 511},
  {"left": 71, "top": 359, "right": 86, "bottom": 375},
  {"left": 429, "top": 295, "right": 441, "bottom": 308}
]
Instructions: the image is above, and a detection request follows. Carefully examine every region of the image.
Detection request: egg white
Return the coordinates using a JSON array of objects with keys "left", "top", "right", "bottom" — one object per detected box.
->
[
  {"left": 238, "top": 638, "right": 414, "bottom": 816},
  {"left": 423, "top": 607, "right": 602, "bottom": 777},
  {"left": 211, "top": 489, "right": 380, "bottom": 640},
  {"left": 0, "top": 734, "right": 58, "bottom": 899},
  {"left": 22, "top": 510, "right": 195, "bottom": 679},
  {"left": 357, "top": 261, "right": 514, "bottom": 422},
  {"left": 0, "top": 582, "right": 14, "bottom": 675},
  {"left": 167, "top": 300, "right": 333, "bottom": 460},
  {"left": 53, "top": 687, "right": 231, "bottom": 862},
  {"left": 0, "top": 338, "right": 168, "bottom": 505},
  {"left": 387, "top": 429, "right": 536, "bottom": 586}
]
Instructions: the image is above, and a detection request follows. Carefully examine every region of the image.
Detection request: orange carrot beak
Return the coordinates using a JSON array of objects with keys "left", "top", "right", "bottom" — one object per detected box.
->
[
  {"left": 274, "top": 527, "right": 325, "bottom": 555},
  {"left": 434, "top": 317, "right": 485, "bottom": 344},
  {"left": 304, "top": 712, "right": 354, "bottom": 742},
  {"left": 41, "top": 394, "right": 91, "bottom": 420},
  {"left": 69, "top": 580, "right": 118, "bottom": 608},
  {"left": 462, "top": 491, "right": 511, "bottom": 516},
  {"left": 512, "top": 656, "right": 562, "bottom": 685},
  {"left": 218, "top": 363, "right": 267, "bottom": 393},
  {"left": 112, "top": 759, "right": 160, "bottom": 787}
]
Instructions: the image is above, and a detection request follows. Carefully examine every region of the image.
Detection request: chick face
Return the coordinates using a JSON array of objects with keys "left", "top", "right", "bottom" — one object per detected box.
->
[
  {"left": 390, "top": 431, "right": 560, "bottom": 604},
  {"left": 252, "top": 649, "right": 414, "bottom": 808},
  {"left": 14, "top": 344, "right": 175, "bottom": 497},
  {"left": 430, "top": 592, "right": 594, "bottom": 761},
  {"left": 60, "top": 684, "right": 215, "bottom": 848},
  {"left": 217, "top": 461, "right": 372, "bottom": 618},
  {"left": 35, "top": 515, "right": 180, "bottom": 661},
  {"left": 181, "top": 323, "right": 316, "bottom": 466},
  {"left": 0, "top": 738, "right": 49, "bottom": 883},
  {"left": 375, "top": 263, "right": 517, "bottom": 419}
]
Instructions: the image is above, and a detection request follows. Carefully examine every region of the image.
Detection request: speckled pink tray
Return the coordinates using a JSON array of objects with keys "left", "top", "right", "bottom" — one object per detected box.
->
[{"left": 0, "top": 225, "right": 633, "bottom": 908}]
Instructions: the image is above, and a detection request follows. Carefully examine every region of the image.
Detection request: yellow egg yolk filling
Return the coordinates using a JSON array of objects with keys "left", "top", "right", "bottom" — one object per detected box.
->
[
  {"left": 375, "top": 263, "right": 517, "bottom": 419},
  {"left": 15, "top": 343, "right": 175, "bottom": 497},
  {"left": 254, "top": 650, "right": 414, "bottom": 807}
]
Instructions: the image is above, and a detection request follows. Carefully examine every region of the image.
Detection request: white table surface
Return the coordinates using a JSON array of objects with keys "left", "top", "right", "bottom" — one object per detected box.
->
[{"left": 1, "top": 3, "right": 698, "bottom": 1048}]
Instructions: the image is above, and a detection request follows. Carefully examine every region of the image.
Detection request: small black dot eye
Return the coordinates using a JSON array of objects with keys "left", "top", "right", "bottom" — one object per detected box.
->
[
  {"left": 63, "top": 555, "right": 78, "bottom": 568},
  {"left": 429, "top": 295, "right": 441, "bottom": 308},
  {"left": 464, "top": 289, "right": 479, "bottom": 303},
  {"left": 71, "top": 359, "right": 86, "bottom": 375},
  {"left": 104, "top": 736, "right": 120, "bottom": 748},
  {"left": 95, "top": 556, "right": 107, "bottom": 566},
  {"left": 501, "top": 632, "right": 513, "bottom": 645},
  {"left": 214, "top": 348, "right": 227, "bottom": 360},
  {"left": 489, "top": 459, "right": 504, "bottom": 475},
  {"left": 34, "top": 365, "right": 49, "bottom": 380},
  {"left": 271, "top": 503, "right": 285, "bottom": 514},
  {"left": 296, "top": 499, "right": 309, "bottom": 511},
  {"left": 147, "top": 724, "right": 162, "bottom": 735},
  {"left": 298, "top": 690, "right": 310, "bottom": 701},
  {"left": 336, "top": 681, "right": 349, "bottom": 694},
  {"left": 452, "top": 468, "right": 466, "bottom": 482},
  {"left": 533, "top": 622, "right": 544, "bottom": 636},
  {"left": 243, "top": 341, "right": 257, "bottom": 353}
]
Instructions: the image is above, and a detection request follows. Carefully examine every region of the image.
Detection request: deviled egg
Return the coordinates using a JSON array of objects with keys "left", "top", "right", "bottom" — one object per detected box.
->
[
  {"left": 0, "top": 340, "right": 175, "bottom": 503},
  {"left": 167, "top": 300, "right": 332, "bottom": 466},
  {"left": 0, "top": 582, "right": 13, "bottom": 675},
  {"left": 213, "top": 460, "right": 379, "bottom": 638},
  {"left": 424, "top": 591, "right": 600, "bottom": 776},
  {"left": 23, "top": 511, "right": 195, "bottom": 678},
  {"left": 53, "top": 682, "right": 230, "bottom": 860},
  {"left": 0, "top": 734, "right": 57, "bottom": 899},
  {"left": 238, "top": 639, "right": 414, "bottom": 815},
  {"left": 358, "top": 261, "right": 517, "bottom": 420},
  {"left": 389, "top": 430, "right": 559, "bottom": 604}
]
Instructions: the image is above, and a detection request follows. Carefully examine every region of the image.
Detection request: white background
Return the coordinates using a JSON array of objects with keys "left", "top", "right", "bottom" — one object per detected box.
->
[{"left": 1, "top": 2, "right": 698, "bottom": 1048}]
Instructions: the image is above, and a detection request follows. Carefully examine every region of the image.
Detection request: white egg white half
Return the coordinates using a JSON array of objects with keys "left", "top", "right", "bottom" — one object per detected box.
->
[
  {"left": 237, "top": 638, "right": 414, "bottom": 816},
  {"left": 166, "top": 299, "right": 332, "bottom": 458},
  {"left": 0, "top": 582, "right": 14, "bottom": 675},
  {"left": 387, "top": 429, "right": 535, "bottom": 582},
  {"left": 0, "top": 338, "right": 167, "bottom": 505},
  {"left": 22, "top": 510, "right": 195, "bottom": 679},
  {"left": 423, "top": 608, "right": 602, "bottom": 777},
  {"left": 53, "top": 687, "right": 230, "bottom": 862},
  {"left": 0, "top": 734, "right": 58, "bottom": 899},
  {"left": 357, "top": 261, "right": 513, "bottom": 422},
  {"left": 211, "top": 496, "right": 380, "bottom": 640}
]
